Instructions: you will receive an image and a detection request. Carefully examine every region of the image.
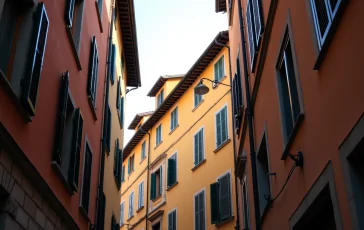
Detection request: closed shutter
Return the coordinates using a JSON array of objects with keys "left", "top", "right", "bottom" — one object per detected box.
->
[
  {"left": 210, "top": 182, "right": 219, "bottom": 224},
  {"left": 219, "top": 173, "right": 231, "bottom": 220},
  {"left": 121, "top": 165, "right": 125, "bottom": 181},
  {"left": 199, "top": 192, "right": 205, "bottom": 230},
  {"left": 246, "top": 0, "right": 256, "bottom": 70},
  {"left": 167, "top": 158, "right": 176, "bottom": 186},
  {"left": 232, "top": 75, "right": 237, "bottom": 118},
  {"left": 168, "top": 211, "right": 173, "bottom": 230},
  {"left": 172, "top": 211, "right": 176, "bottom": 230},
  {"left": 252, "top": 0, "right": 264, "bottom": 46},
  {"left": 116, "top": 77, "right": 121, "bottom": 110},
  {"left": 150, "top": 172, "right": 156, "bottom": 200},
  {"left": 195, "top": 195, "right": 199, "bottom": 230},
  {"left": 65, "top": 0, "right": 75, "bottom": 27},
  {"left": 117, "top": 149, "right": 122, "bottom": 190},
  {"left": 120, "top": 202, "right": 124, "bottom": 224},
  {"left": 53, "top": 72, "right": 69, "bottom": 164},
  {"left": 110, "top": 44, "right": 116, "bottom": 84},
  {"left": 199, "top": 130, "right": 204, "bottom": 162},
  {"left": 194, "top": 134, "right": 199, "bottom": 165},
  {"left": 221, "top": 107, "right": 228, "bottom": 143},
  {"left": 21, "top": 2, "right": 49, "bottom": 116},
  {"left": 140, "top": 181, "right": 144, "bottom": 207},
  {"left": 81, "top": 144, "right": 92, "bottom": 214},
  {"left": 68, "top": 108, "right": 83, "bottom": 191},
  {"left": 159, "top": 167, "right": 163, "bottom": 193},
  {"left": 216, "top": 112, "right": 222, "bottom": 146}
]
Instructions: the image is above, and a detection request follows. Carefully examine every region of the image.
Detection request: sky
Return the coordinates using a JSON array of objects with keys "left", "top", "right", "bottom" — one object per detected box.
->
[{"left": 124, "top": 0, "right": 228, "bottom": 145}]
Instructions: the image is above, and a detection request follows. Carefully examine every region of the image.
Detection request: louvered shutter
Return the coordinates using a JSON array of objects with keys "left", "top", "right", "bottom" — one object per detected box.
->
[
  {"left": 116, "top": 78, "right": 121, "bottom": 110},
  {"left": 53, "top": 72, "right": 69, "bottom": 164},
  {"left": 117, "top": 149, "right": 122, "bottom": 190},
  {"left": 128, "top": 157, "right": 131, "bottom": 174},
  {"left": 199, "top": 192, "right": 205, "bottom": 230},
  {"left": 65, "top": 0, "right": 75, "bottom": 27},
  {"left": 121, "top": 165, "right": 125, "bottom": 181},
  {"left": 150, "top": 173, "right": 156, "bottom": 200},
  {"left": 195, "top": 195, "right": 199, "bottom": 230},
  {"left": 246, "top": 0, "right": 257, "bottom": 71},
  {"left": 194, "top": 134, "right": 199, "bottom": 165},
  {"left": 120, "top": 202, "right": 124, "bottom": 224},
  {"left": 168, "top": 211, "right": 173, "bottom": 230},
  {"left": 210, "top": 182, "right": 220, "bottom": 224},
  {"left": 219, "top": 174, "right": 231, "bottom": 220},
  {"left": 221, "top": 107, "right": 228, "bottom": 142},
  {"left": 236, "top": 58, "right": 243, "bottom": 107},
  {"left": 114, "top": 139, "right": 119, "bottom": 180},
  {"left": 107, "top": 107, "right": 111, "bottom": 152},
  {"left": 81, "top": 145, "right": 92, "bottom": 214},
  {"left": 232, "top": 75, "right": 237, "bottom": 118},
  {"left": 252, "top": 0, "right": 264, "bottom": 46},
  {"left": 21, "top": 2, "right": 49, "bottom": 116},
  {"left": 199, "top": 130, "right": 204, "bottom": 162},
  {"left": 87, "top": 36, "right": 96, "bottom": 101},
  {"left": 68, "top": 108, "right": 83, "bottom": 191},
  {"left": 120, "top": 97, "right": 124, "bottom": 128},
  {"left": 159, "top": 167, "right": 163, "bottom": 193},
  {"left": 172, "top": 211, "right": 176, "bottom": 230},
  {"left": 110, "top": 44, "right": 116, "bottom": 84},
  {"left": 216, "top": 112, "right": 222, "bottom": 146},
  {"left": 167, "top": 158, "right": 176, "bottom": 186}
]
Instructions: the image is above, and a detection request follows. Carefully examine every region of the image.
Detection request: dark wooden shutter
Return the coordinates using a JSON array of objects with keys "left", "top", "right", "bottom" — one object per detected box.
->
[
  {"left": 116, "top": 77, "right": 121, "bottom": 110},
  {"left": 120, "top": 97, "right": 124, "bottom": 128},
  {"left": 65, "top": 0, "right": 75, "bottom": 27},
  {"left": 252, "top": 0, "right": 264, "bottom": 47},
  {"left": 194, "top": 195, "right": 199, "bottom": 230},
  {"left": 150, "top": 172, "right": 156, "bottom": 200},
  {"left": 167, "top": 158, "right": 175, "bottom": 186},
  {"left": 21, "top": 2, "right": 49, "bottom": 116},
  {"left": 128, "top": 157, "right": 131, "bottom": 174},
  {"left": 53, "top": 72, "right": 69, "bottom": 164},
  {"left": 114, "top": 224, "right": 120, "bottom": 230},
  {"left": 246, "top": 0, "right": 257, "bottom": 70},
  {"left": 216, "top": 112, "right": 222, "bottom": 146},
  {"left": 117, "top": 149, "right": 122, "bottom": 190},
  {"left": 114, "top": 139, "right": 119, "bottom": 180},
  {"left": 199, "top": 130, "right": 204, "bottom": 162},
  {"left": 68, "top": 108, "right": 83, "bottom": 191},
  {"left": 194, "top": 134, "right": 199, "bottom": 165},
  {"left": 81, "top": 144, "right": 92, "bottom": 214},
  {"left": 106, "top": 106, "right": 111, "bottom": 152},
  {"left": 210, "top": 182, "right": 220, "bottom": 224},
  {"left": 199, "top": 192, "right": 205, "bottom": 230},
  {"left": 87, "top": 36, "right": 97, "bottom": 103},
  {"left": 97, "top": 193, "right": 106, "bottom": 230},
  {"left": 111, "top": 214, "right": 116, "bottom": 230},
  {"left": 110, "top": 44, "right": 116, "bottom": 84},
  {"left": 219, "top": 173, "right": 231, "bottom": 220},
  {"left": 168, "top": 211, "right": 173, "bottom": 230}
]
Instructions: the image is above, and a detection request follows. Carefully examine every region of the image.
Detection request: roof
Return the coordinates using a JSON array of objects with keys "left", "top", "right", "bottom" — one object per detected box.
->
[
  {"left": 116, "top": 0, "right": 141, "bottom": 87},
  {"left": 215, "top": 0, "right": 227, "bottom": 12},
  {"left": 123, "top": 31, "right": 229, "bottom": 159},
  {"left": 147, "top": 74, "right": 184, "bottom": 97},
  {"left": 128, "top": 111, "right": 154, "bottom": 130}
]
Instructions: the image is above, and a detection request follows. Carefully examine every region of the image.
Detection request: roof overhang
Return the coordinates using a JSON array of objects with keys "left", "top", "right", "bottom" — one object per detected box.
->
[
  {"left": 147, "top": 74, "right": 184, "bottom": 97},
  {"left": 215, "top": 0, "right": 227, "bottom": 12},
  {"left": 128, "top": 111, "right": 154, "bottom": 130},
  {"left": 123, "top": 31, "right": 229, "bottom": 159},
  {"left": 116, "top": 0, "right": 141, "bottom": 87}
]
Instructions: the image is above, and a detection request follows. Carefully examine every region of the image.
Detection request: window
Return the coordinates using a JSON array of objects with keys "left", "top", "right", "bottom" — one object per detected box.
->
[
  {"left": 53, "top": 72, "right": 83, "bottom": 192},
  {"left": 128, "top": 154, "right": 135, "bottom": 174},
  {"left": 104, "top": 106, "right": 112, "bottom": 153},
  {"left": 246, "top": 0, "right": 264, "bottom": 71},
  {"left": 150, "top": 167, "right": 163, "bottom": 200},
  {"left": 214, "top": 56, "right": 225, "bottom": 82},
  {"left": 116, "top": 77, "right": 124, "bottom": 128},
  {"left": 113, "top": 139, "right": 122, "bottom": 190},
  {"left": 111, "top": 214, "right": 119, "bottom": 230},
  {"left": 110, "top": 44, "right": 116, "bottom": 84},
  {"left": 0, "top": 2, "right": 49, "bottom": 116},
  {"left": 276, "top": 30, "right": 303, "bottom": 147},
  {"left": 215, "top": 105, "right": 229, "bottom": 148},
  {"left": 141, "top": 141, "right": 146, "bottom": 161},
  {"left": 120, "top": 201, "right": 124, "bottom": 225},
  {"left": 256, "top": 136, "right": 271, "bottom": 216},
  {"left": 232, "top": 54, "right": 244, "bottom": 131},
  {"left": 194, "top": 85, "right": 203, "bottom": 108},
  {"left": 157, "top": 89, "right": 164, "bottom": 107},
  {"left": 121, "top": 165, "right": 125, "bottom": 182},
  {"left": 310, "top": 0, "right": 343, "bottom": 49},
  {"left": 167, "top": 153, "right": 177, "bottom": 187},
  {"left": 120, "top": 97, "right": 124, "bottom": 128},
  {"left": 97, "top": 193, "right": 106, "bottom": 229},
  {"left": 80, "top": 142, "right": 93, "bottom": 214},
  {"left": 210, "top": 172, "right": 232, "bottom": 224},
  {"left": 242, "top": 175, "right": 251, "bottom": 229},
  {"left": 193, "top": 128, "right": 204, "bottom": 166},
  {"left": 156, "top": 124, "right": 162, "bottom": 145},
  {"left": 168, "top": 209, "right": 177, "bottom": 230},
  {"left": 128, "top": 191, "right": 134, "bottom": 218},
  {"left": 152, "top": 222, "right": 161, "bottom": 230},
  {"left": 170, "top": 107, "right": 178, "bottom": 131},
  {"left": 138, "top": 181, "right": 144, "bottom": 209},
  {"left": 194, "top": 190, "right": 205, "bottom": 230},
  {"left": 87, "top": 36, "right": 99, "bottom": 114},
  {"left": 97, "top": 0, "right": 103, "bottom": 17}
]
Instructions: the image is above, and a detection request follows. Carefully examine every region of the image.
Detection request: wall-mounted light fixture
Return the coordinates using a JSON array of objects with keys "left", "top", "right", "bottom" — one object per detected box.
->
[{"left": 194, "top": 77, "right": 231, "bottom": 95}]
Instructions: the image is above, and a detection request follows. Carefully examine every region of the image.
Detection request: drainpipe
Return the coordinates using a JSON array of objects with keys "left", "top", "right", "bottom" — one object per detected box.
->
[
  {"left": 214, "top": 36, "right": 240, "bottom": 230},
  {"left": 237, "top": 0, "right": 261, "bottom": 229}
]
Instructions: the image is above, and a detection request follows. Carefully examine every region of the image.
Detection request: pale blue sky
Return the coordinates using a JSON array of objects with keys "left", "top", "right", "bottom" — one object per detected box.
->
[{"left": 124, "top": 0, "right": 228, "bottom": 145}]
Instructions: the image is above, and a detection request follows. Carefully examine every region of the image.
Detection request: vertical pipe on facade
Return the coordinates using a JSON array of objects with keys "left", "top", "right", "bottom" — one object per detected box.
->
[
  {"left": 237, "top": 0, "right": 261, "bottom": 229},
  {"left": 214, "top": 35, "right": 240, "bottom": 230},
  {"left": 95, "top": 3, "right": 115, "bottom": 229}
]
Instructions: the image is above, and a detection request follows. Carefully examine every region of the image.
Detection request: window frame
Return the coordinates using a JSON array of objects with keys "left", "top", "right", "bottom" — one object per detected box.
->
[
  {"left": 170, "top": 106, "right": 179, "bottom": 132},
  {"left": 141, "top": 140, "right": 147, "bottom": 162},
  {"left": 87, "top": 36, "right": 99, "bottom": 120},
  {"left": 128, "top": 190, "right": 135, "bottom": 219},
  {"left": 214, "top": 103, "right": 230, "bottom": 149},
  {"left": 156, "top": 123, "right": 162, "bottom": 146},
  {"left": 167, "top": 207, "right": 178, "bottom": 230},
  {"left": 193, "top": 126, "right": 205, "bottom": 166},
  {"left": 193, "top": 188, "right": 206, "bottom": 230},
  {"left": 213, "top": 54, "right": 225, "bottom": 82},
  {"left": 120, "top": 201, "right": 125, "bottom": 225},
  {"left": 157, "top": 88, "right": 164, "bottom": 107},
  {"left": 137, "top": 180, "right": 145, "bottom": 210}
]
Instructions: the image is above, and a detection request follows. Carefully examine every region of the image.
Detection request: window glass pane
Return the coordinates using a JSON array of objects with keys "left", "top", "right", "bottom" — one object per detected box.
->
[{"left": 313, "top": 0, "right": 330, "bottom": 39}]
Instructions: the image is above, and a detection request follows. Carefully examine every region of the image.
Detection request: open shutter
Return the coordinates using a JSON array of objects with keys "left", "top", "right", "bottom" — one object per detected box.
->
[
  {"left": 246, "top": 0, "right": 257, "bottom": 70},
  {"left": 87, "top": 36, "right": 96, "bottom": 101},
  {"left": 216, "top": 112, "right": 222, "bottom": 146},
  {"left": 22, "top": 2, "right": 49, "bottom": 116},
  {"left": 210, "top": 182, "right": 220, "bottom": 224},
  {"left": 107, "top": 107, "right": 112, "bottom": 152},
  {"left": 116, "top": 77, "right": 121, "bottom": 110},
  {"left": 110, "top": 44, "right": 116, "bottom": 84},
  {"left": 114, "top": 139, "right": 119, "bottom": 182},
  {"left": 120, "top": 97, "right": 124, "bottom": 128},
  {"left": 97, "top": 193, "right": 106, "bottom": 230},
  {"left": 150, "top": 173, "right": 156, "bottom": 200},
  {"left": 252, "top": 0, "right": 264, "bottom": 46},
  {"left": 53, "top": 72, "right": 69, "bottom": 164},
  {"left": 68, "top": 108, "right": 83, "bottom": 191},
  {"left": 65, "top": 0, "right": 75, "bottom": 27},
  {"left": 111, "top": 215, "right": 116, "bottom": 230},
  {"left": 167, "top": 158, "right": 175, "bottom": 186},
  {"left": 117, "top": 149, "right": 122, "bottom": 190},
  {"left": 219, "top": 174, "right": 232, "bottom": 220}
]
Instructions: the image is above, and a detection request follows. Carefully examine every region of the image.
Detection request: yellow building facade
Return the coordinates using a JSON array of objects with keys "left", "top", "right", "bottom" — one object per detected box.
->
[{"left": 120, "top": 31, "right": 235, "bottom": 230}]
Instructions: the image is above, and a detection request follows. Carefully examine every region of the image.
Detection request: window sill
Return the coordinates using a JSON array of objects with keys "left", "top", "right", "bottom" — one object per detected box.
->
[
  {"left": 94, "top": 1, "right": 103, "bottom": 33},
  {"left": 191, "top": 159, "right": 206, "bottom": 172},
  {"left": 87, "top": 96, "right": 98, "bottom": 120},
  {"left": 169, "top": 125, "right": 179, "bottom": 135},
  {"left": 140, "top": 157, "right": 146, "bottom": 164},
  {"left": 51, "top": 162, "right": 74, "bottom": 195},
  {"left": 213, "top": 139, "right": 231, "bottom": 153},
  {"left": 166, "top": 182, "right": 178, "bottom": 191},
  {"left": 281, "top": 112, "right": 304, "bottom": 160},
  {"left": 151, "top": 194, "right": 162, "bottom": 202},
  {"left": 66, "top": 27, "right": 82, "bottom": 70},
  {"left": 136, "top": 206, "right": 144, "bottom": 213},
  {"left": 128, "top": 170, "right": 134, "bottom": 177},
  {"left": 0, "top": 72, "right": 32, "bottom": 122},
  {"left": 154, "top": 141, "right": 163, "bottom": 150},
  {"left": 79, "top": 205, "right": 91, "bottom": 223},
  {"left": 215, "top": 216, "right": 234, "bottom": 227},
  {"left": 127, "top": 215, "right": 134, "bottom": 222},
  {"left": 192, "top": 99, "right": 204, "bottom": 112}
]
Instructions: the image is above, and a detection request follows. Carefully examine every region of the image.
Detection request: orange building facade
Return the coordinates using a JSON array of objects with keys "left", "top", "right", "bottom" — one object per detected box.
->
[{"left": 216, "top": 0, "right": 364, "bottom": 229}]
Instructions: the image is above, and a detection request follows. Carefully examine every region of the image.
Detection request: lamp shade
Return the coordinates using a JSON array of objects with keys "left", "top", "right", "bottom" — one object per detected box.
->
[{"left": 195, "top": 83, "right": 210, "bottom": 95}]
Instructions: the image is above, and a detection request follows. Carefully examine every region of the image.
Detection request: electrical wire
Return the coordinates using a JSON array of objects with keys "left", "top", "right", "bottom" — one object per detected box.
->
[{"left": 268, "top": 163, "right": 297, "bottom": 201}]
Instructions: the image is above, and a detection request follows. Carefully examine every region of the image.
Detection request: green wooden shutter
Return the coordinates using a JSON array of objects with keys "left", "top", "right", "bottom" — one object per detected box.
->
[
  {"left": 120, "top": 97, "right": 124, "bottom": 128},
  {"left": 128, "top": 157, "right": 131, "bottom": 174},
  {"left": 159, "top": 167, "right": 163, "bottom": 193},
  {"left": 167, "top": 158, "right": 175, "bottom": 186},
  {"left": 53, "top": 72, "right": 69, "bottom": 164},
  {"left": 195, "top": 195, "right": 199, "bottom": 230},
  {"left": 168, "top": 212, "right": 173, "bottom": 230},
  {"left": 199, "top": 192, "right": 205, "bottom": 230},
  {"left": 216, "top": 112, "right": 222, "bottom": 146},
  {"left": 65, "top": 0, "right": 75, "bottom": 27},
  {"left": 219, "top": 173, "right": 232, "bottom": 220},
  {"left": 172, "top": 210, "right": 176, "bottom": 230},
  {"left": 110, "top": 44, "right": 116, "bottom": 84},
  {"left": 117, "top": 149, "right": 122, "bottom": 190},
  {"left": 68, "top": 108, "right": 83, "bottom": 191},
  {"left": 121, "top": 165, "right": 125, "bottom": 182},
  {"left": 210, "top": 182, "right": 220, "bottom": 224},
  {"left": 87, "top": 36, "right": 96, "bottom": 99},
  {"left": 114, "top": 139, "right": 119, "bottom": 177},
  {"left": 21, "top": 2, "right": 49, "bottom": 116},
  {"left": 194, "top": 134, "right": 199, "bottom": 165},
  {"left": 150, "top": 172, "right": 156, "bottom": 200},
  {"left": 106, "top": 106, "right": 111, "bottom": 152},
  {"left": 116, "top": 77, "right": 120, "bottom": 110}
]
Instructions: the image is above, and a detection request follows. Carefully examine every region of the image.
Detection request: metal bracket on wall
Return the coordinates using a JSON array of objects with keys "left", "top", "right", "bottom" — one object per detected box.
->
[{"left": 287, "top": 151, "right": 304, "bottom": 167}]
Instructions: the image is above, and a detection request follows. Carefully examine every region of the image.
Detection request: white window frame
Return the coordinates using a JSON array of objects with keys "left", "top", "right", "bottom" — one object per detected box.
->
[
  {"left": 214, "top": 103, "right": 230, "bottom": 149},
  {"left": 216, "top": 169, "right": 234, "bottom": 216},
  {"left": 170, "top": 105, "right": 179, "bottom": 131},
  {"left": 167, "top": 207, "right": 178, "bottom": 230},
  {"left": 156, "top": 123, "right": 162, "bottom": 145},
  {"left": 193, "top": 188, "right": 206, "bottom": 230},
  {"left": 128, "top": 190, "right": 135, "bottom": 218},
  {"left": 168, "top": 151, "right": 178, "bottom": 183},
  {"left": 193, "top": 126, "right": 205, "bottom": 166},
  {"left": 120, "top": 200, "right": 125, "bottom": 224},
  {"left": 213, "top": 54, "right": 226, "bottom": 82},
  {"left": 138, "top": 180, "right": 145, "bottom": 209}
]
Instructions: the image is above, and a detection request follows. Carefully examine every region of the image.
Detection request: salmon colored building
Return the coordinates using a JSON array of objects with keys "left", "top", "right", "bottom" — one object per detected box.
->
[
  {"left": 119, "top": 32, "right": 238, "bottom": 230},
  {"left": 216, "top": 0, "right": 364, "bottom": 229}
]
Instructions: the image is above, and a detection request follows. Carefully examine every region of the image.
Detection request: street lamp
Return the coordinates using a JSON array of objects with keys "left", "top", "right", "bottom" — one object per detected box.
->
[{"left": 194, "top": 77, "right": 231, "bottom": 95}]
